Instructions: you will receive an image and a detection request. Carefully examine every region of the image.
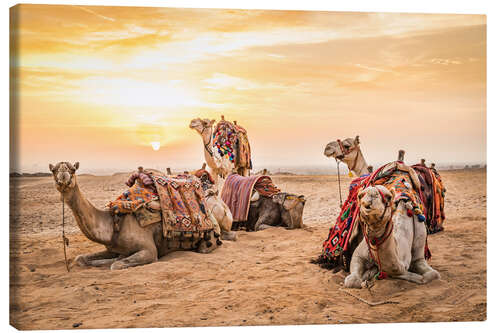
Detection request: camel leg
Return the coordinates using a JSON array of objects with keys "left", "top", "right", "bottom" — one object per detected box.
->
[
  {"left": 410, "top": 258, "right": 440, "bottom": 283},
  {"left": 361, "top": 266, "right": 378, "bottom": 281},
  {"left": 74, "top": 250, "right": 120, "bottom": 267},
  {"left": 221, "top": 230, "right": 237, "bottom": 241},
  {"left": 344, "top": 253, "right": 368, "bottom": 289},
  {"left": 253, "top": 216, "right": 268, "bottom": 231},
  {"left": 110, "top": 249, "right": 157, "bottom": 270},
  {"left": 257, "top": 224, "right": 273, "bottom": 231},
  {"left": 392, "top": 271, "right": 425, "bottom": 284}
]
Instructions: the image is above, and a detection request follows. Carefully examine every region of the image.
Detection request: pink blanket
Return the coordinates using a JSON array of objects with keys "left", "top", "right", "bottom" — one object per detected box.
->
[{"left": 221, "top": 174, "right": 271, "bottom": 222}]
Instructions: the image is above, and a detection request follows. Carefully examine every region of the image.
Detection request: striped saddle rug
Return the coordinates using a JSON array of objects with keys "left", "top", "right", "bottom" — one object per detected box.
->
[{"left": 221, "top": 174, "right": 280, "bottom": 222}]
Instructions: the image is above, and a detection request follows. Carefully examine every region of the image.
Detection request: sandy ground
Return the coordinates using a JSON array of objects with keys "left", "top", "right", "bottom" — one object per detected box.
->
[{"left": 9, "top": 169, "right": 486, "bottom": 329}]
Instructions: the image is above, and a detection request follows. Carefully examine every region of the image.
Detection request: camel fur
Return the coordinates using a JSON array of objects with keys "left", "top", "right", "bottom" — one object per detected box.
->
[
  {"left": 344, "top": 185, "right": 440, "bottom": 288},
  {"left": 49, "top": 162, "right": 219, "bottom": 270}
]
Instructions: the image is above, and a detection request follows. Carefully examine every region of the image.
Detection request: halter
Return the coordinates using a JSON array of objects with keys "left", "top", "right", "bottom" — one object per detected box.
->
[
  {"left": 279, "top": 193, "right": 306, "bottom": 210},
  {"left": 201, "top": 125, "right": 214, "bottom": 157},
  {"left": 336, "top": 139, "right": 361, "bottom": 173}
]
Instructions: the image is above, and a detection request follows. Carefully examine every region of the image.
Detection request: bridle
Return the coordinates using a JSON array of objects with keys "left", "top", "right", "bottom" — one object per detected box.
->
[
  {"left": 201, "top": 124, "right": 214, "bottom": 157},
  {"left": 336, "top": 139, "right": 361, "bottom": 172}
]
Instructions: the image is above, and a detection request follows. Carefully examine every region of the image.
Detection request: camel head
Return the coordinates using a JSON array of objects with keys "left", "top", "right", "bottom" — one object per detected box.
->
[
  {"left": 324, "top": 135, "right": 360, "bottom": 162},
  {"left": 357, "top": 185, "right": 394, "bottom": 234},
  {"left": 49, "top": 161, "right": 79, "bottom": 193},
  {"left": 189, "top": 118, "right": 215, "bottom": 137}
]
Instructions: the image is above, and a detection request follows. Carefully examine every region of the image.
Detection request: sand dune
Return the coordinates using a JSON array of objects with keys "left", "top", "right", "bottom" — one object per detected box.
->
[{"left": 9, "top": 169, "right": 486, "bottom": 329}]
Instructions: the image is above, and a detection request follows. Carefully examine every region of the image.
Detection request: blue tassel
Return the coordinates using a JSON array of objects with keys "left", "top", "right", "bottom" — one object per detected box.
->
[{"left": 417, "top": 214, "right": 426, "bottom": 222}]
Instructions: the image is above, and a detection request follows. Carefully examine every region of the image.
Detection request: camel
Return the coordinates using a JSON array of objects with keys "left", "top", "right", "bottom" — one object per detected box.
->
[
  {"left": 189, "top": 117, "right": 251, "bottom": 189},
  {"left": 344, "top": 184, "right": 440, "bottom": 288},
  {"left": 324, "top": 136, "right": 370, "bottom": 177},
  {"left": 194, "top": 164, "right": 237, "bottom": 241},
  {"left": 49, "top": 162, "right": 219, "bottom": 270}
]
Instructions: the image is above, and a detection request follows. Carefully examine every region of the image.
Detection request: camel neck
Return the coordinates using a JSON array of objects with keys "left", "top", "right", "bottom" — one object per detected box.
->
[
  {"left": 202, "top": 126, "right": 218, "bottom": 170},
  {"left": 62, "top": 182, "right": 114, "bottom": 245},
  {"left": 369, "top": 202, "right": 408, "bottom": 273},
  {"left": 347, "top": 149, "right": 369, "bottom": 176}
]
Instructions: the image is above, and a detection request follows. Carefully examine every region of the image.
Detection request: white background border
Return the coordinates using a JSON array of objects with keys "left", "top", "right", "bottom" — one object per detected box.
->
[{"left": 3, "top": 1, "right": 497, "bottom": 332}]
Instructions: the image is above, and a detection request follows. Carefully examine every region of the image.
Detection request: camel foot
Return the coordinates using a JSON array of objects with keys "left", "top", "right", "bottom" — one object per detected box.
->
[
  {"left": 221, "top": 231, "right": 237, "bottom": 241},
  {"left": 110, "top": 250, "right": 156, "bottom": 270},
  {"left": 257, "top": 224, "right": 273, "bottom": 231},
  {"left": 74, "top": 255, "right": 89, "bottom": 267},
  {"left": 422, "top": 270, "right": 440, "bottom": 283},
  {"left": 344, "top": 274, "right": 363, "bottom": 289}
]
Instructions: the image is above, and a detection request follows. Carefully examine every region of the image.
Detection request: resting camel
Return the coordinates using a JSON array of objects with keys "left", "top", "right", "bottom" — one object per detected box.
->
[
  {"left": 344, "top": 184, "right": 440, "bottom": 288},
  {"left": 189, "top": 117, "right": 251, "bottom": 189},
  {"left": 323, "top": 136, "right": 370, "bottom": 177},
  {"left": 194, "top": 164, "right": 237, "bottom": 241},
  {"left": 49, "top": 162, "right": 219, "bottom": 270}
]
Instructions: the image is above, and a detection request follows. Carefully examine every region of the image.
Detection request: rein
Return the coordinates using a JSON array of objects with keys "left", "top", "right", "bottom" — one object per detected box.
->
[
  {"left": 335, "top": 159, "right": 343, "bottom": 208},
  {"left": 61, "top": 192, "right": 70, "bottom": 272}
]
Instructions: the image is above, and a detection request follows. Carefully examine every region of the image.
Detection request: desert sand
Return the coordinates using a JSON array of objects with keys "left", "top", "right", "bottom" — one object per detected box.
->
[{"left": 9, "top": 169, "right": 486, "bottom": 329}]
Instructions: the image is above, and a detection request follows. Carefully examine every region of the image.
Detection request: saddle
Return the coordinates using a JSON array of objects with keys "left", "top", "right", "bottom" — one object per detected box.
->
[{"left": 108, "top": 168, "right": 215, "bottom": 239}]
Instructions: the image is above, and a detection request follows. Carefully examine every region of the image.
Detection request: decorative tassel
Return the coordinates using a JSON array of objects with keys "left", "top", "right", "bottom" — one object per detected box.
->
[
  {"left": 417, "top": 214, "right": 426, "bottom": 222},
  {"left": 376, "top": 271, "right": 388, "bottom": 280},
  {"left": 348, "top": 170, "right": 354, "bottom": 178}
]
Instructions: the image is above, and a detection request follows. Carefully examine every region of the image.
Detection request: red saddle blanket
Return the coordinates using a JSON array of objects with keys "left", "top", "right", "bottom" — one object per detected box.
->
[
  {"left": 315, "top": 162, "right": 431, "bottom": 272},
  {"left": 221, "top": 174, "right": 280, "bottom": 222}
]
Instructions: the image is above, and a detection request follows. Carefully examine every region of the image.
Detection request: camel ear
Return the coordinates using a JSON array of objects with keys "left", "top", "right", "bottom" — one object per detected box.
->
[
  {"left": 357, "top": 188, "right": 367, "bottom": 202},
  {"left": 378, "top": 186, "right": 394, "bottom": 204},
  {"left": 49, "top": 164, "right": 55, "bottom": 172},
  {"left": 73, "top": 162, "right": 79, "bottom": 171},
  {"left": 210, "top": 119, "right": 215, "bottom": 126},
  {"left": 354, "top": 135, "right": 360, "bottom": 145}
]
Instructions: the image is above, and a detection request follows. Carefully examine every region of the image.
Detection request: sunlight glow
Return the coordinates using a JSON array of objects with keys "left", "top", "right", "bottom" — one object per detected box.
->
[{"left": 151, "top": 141, "right": 161, "bottom": 151}]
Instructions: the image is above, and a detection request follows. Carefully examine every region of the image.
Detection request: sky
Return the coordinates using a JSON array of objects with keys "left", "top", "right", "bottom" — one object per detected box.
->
[{"left": 9, "top": 4, "right": 486, "bottom": 174}]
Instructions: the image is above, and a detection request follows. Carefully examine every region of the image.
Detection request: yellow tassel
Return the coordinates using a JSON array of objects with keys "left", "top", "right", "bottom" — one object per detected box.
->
[{"left": 348, "top": 170, "right": 354, "bottom": 178}]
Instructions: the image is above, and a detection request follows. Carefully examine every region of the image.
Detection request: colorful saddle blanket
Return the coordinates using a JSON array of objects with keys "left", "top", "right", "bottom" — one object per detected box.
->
[
  {"left": 213, "top": 120, "right": 252, "bottom": 169},
  {"left": 107, "top": 183, "right": 158, "bottom": 215},
  {"left": 315, "top": 161, "right": 431, "bottom": 272},
  {"left": 412, "top": 165, "right": 446, "bottom": 233},
  {"left": 145, "top": 170, "right": 214, "bottom": 238},
  {"left": 109, "top": 169, "right": 214, "bottom": 238},
  {"left": 221, "top": 174, "right": 280, "bottom": 222}
]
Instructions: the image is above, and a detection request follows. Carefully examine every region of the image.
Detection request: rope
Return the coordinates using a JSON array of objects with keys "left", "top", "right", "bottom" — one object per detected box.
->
[
  {"left": 336, "top": 159, "right": 343, "bottom": 208},
  {"left": 62, "top": 193, "right": 70, "bottom": 272},
  {"left": 339, "top": 287, "right": 398, "bottom": 306}
]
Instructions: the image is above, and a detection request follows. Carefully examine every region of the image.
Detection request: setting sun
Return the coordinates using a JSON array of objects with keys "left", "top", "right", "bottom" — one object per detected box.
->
[{"left": 151, "top": 141, "right": 161, "bottom": 151}]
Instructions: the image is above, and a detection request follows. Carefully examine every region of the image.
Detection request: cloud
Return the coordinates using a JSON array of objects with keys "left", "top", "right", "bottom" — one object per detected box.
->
[{"left": 73, "top": 6, "right": 116, "bottom": 22}]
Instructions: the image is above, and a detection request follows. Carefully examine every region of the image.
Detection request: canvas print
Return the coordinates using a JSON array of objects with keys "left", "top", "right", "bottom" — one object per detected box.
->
[{"left": 9, "top": 4, "right": 486, "bottom": 330}]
